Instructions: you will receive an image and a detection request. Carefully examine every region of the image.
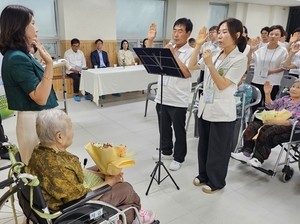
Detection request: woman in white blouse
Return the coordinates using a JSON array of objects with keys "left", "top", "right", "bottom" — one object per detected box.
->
[
  {"left": 117, "top": 39, "right": 135, "bottom": 66},
  {"left": 247, "top": 25, "right": 288, "bottom": 112}
]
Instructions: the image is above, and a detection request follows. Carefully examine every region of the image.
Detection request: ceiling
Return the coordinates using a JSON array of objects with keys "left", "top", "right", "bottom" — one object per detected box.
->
[{"left": 213, "top": 0, "right": 300, "bottom": 7}]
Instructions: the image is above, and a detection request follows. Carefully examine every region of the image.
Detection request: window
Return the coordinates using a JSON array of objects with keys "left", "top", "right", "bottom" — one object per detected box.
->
[
  {"left": 207, "top": 3, "right": 228, "bottom": 29},
  {"left": 116, "top": 0, "right": 166, "bottom": 53},
  {"left": 0, "top": 0, "right": 59, "bottom": 58}
]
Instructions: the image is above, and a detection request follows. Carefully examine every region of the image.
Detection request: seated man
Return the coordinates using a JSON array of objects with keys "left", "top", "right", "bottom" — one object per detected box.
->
[
  {"left": 91, "top": 39, "right": 110, "bottom": 68},
  {"left": 64, "top": 38, "right": 90, "bottom": 102},
  {"left": 231, "top": 80, "right": 300, "bottom": 167},
  {"left": 90, "top": 39, "right": 120, "bottom": 99},
  {"left": 26, "top": 108, "right": 155, "bottom": 224}
]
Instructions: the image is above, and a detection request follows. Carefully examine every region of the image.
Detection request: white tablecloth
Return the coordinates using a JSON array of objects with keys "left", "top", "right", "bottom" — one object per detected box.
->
[
  {"left": 80, "top": 65, "right": 158, "bottom": 105},
  {"left": 80, "top": 65, "right": 200, "bottom": 106}
]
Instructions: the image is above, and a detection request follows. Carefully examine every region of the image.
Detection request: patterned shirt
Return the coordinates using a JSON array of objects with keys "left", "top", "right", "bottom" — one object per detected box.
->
[
  {"left": 265, "top": 95, "right": 300, "bottom": 126},
  {"left": 25, "top": 145, "right": 91, "bottom": 212}
]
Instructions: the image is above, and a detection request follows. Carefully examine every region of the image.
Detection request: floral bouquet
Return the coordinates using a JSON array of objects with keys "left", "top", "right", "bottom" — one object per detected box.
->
[{"left": 85, "top": 142, "right": 136, "bottom": 175}]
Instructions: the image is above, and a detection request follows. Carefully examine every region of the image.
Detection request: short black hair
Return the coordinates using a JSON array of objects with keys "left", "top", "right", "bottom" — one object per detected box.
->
[
  {"left": 71, "top": 38, "right": 80, "bottom": 45},
  {"left": 173, "top": 18, "right": 193, "bottom": 33},
  {"left": 269, "top": 25, "right": 285, "bottom": 37},
  {"left": 95, "top": 39, "right": 103, "bottom": 44},
  {"left": 261, "top": 26, "right": 269, "bottom": 34},
  {"left": 294, "top": 27, "right": 300, "bottom": 33},
  {"left": 209, "top": 26, "right": 218, "bottom": 32},
  {"left": 188, "top": 38, "right": 195, "bottom": 43}
]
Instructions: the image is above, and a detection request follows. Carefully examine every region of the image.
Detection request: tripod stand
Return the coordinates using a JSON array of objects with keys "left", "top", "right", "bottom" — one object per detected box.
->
[{"left": 133, "top": 47, "right": 184, "bottom": 195}]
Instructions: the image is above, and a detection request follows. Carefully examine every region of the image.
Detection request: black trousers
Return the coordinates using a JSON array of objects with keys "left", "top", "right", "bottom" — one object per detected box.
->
[
  {"left": 156, "top": 103, "right": 187, "bottom": 163},
  {"left": 197, "top": 116, "right": 235, "bottom": 189},
  {"left": 67, "top": 73, "right": 81, "bottom": 94},
  {"left": 251, "top": 82, "right": 279, "bottom": 113}
]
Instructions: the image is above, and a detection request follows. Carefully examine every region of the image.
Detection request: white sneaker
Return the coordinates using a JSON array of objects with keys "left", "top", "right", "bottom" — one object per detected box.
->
[
  {"left": 152, "top": 153, "right": 173, "bottom": 160},
  {"left": 247, "top": 158, "right": 262, "bottom": 168},
  {"left": 169, "top": 160, "right": 182, "bottom": 171},
  {"left": 231, "top": 152, "right": 251, "bottom": 163}
]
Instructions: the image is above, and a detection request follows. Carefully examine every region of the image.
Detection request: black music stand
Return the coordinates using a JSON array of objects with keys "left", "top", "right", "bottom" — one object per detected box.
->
[{"left": 133, "top": 47, "right": 185, "bottom": 195}]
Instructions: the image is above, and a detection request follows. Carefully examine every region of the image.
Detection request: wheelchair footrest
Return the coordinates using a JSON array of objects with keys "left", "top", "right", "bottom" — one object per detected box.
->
[{"left": 252, "top": 166, "right": 275, "bottom": 176}]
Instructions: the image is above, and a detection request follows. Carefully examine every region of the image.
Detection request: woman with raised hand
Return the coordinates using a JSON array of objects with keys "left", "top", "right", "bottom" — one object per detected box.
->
[
  {"left": 0, "top": 5, "right": 58, "bottom": 165},
  {"left": 188, "top": 18, "right": 247, "bottom": 194}
]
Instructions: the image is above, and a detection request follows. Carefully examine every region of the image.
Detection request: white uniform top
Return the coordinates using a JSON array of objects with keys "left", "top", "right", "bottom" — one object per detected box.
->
[
  {"left": 154, "top": 42, "right": 194, "bottom": 108},
  {"left": 258, "top": 41, "right": 268, "bottom": 48},
  {"left": 252, "top": 45, "right": 288, "bottom": 85},
  {"left": 64, "top": 49, "right": 86, "bottom": 74},
  {"left": 197, "top": 46, "right": 247, "bottom": 122}
]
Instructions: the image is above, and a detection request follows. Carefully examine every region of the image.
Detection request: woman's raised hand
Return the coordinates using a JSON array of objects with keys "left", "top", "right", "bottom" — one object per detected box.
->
[
  {"left": 196, "top": 26, "right": 209, "bottom": 46},
  {"left": 291, "top": 43, "right": 300, "bottom": 54},
  {"left": 249, "top": 37, "right": 260, "bottom": 51},
  {"left": 263, "top": 81, "right": 273, "bottom": 94},
  {"left": 289, "top": 33, "right": 299, "bottom": 44},
  {"left": 32, "top": 38, "right": 53, "bottom": 65}
]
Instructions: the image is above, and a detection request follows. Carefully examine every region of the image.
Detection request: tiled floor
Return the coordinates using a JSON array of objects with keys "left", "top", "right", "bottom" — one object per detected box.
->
[{"left": 0, "top": 91, "right": 300, "bottom": 224}]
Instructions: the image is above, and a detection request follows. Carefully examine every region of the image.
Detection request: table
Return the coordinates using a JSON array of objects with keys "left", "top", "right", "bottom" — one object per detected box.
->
[
  {"left": 80, "top": 65, "right": 158, "bottom": 106},
  {"left": 80, "top": 65, "right": 200, "bottom": 106}
]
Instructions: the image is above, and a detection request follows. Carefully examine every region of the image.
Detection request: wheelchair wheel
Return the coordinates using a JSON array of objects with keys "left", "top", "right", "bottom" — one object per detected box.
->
[{"left": 282, "top": 166, "right": 294, "bottom": 183}]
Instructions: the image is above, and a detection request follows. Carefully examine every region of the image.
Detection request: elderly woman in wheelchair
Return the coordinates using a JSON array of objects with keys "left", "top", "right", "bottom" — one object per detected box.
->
[
  {"left": 25, "top": 108, "right": 155, "bottom": 224},
  {"left": 231, "top": 79, "right": 300, "bottom": 168}
]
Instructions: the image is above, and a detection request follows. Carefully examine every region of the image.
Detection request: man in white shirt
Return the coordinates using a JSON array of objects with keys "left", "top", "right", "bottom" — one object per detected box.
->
[
  {"left": 147, "top": 18, "right": 194, "bottom": 171},
  {"left": 64, "top": 38, "right": 89, "bottom": 102}
]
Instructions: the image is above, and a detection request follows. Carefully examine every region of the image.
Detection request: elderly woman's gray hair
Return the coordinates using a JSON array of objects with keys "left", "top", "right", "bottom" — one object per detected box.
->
[{"left": 36, "top": 109, "right": 68, "bottom": 143}]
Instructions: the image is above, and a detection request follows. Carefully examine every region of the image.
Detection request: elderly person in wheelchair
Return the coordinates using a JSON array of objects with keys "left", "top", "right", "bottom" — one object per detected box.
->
[
  {"left": 25, "top": 108, "right": 155, "bottom": 224},
  {"left": 231, "top": 80, "right": 300, "bottom": 167}
]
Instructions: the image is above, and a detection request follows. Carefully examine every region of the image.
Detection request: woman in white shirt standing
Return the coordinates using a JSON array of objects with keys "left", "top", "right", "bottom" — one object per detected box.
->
[
  {"left": 117, "top": 39, "right": 135, "bottom": 66},
  {"left": 248, "top": 25, "right": 288, "bottom": 112},
  {"left": 188, "top": 18, "right": 247, "bottom": 194}
]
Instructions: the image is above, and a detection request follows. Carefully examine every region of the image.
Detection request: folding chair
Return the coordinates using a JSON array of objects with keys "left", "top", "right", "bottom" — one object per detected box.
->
[
  {"left": 185, "top": 83, "right": 203, "bottom": 136},
  {"left": 144, "top": 82, "right": 158, "bottom": 117}
]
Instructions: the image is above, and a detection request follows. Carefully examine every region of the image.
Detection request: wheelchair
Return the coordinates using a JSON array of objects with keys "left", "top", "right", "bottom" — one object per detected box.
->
[
  {"left": 0, "top": 143, "right": 160, "bottom": 224},
  {"left": 233, "top": 110, "right": 300, "bottom": 183}
]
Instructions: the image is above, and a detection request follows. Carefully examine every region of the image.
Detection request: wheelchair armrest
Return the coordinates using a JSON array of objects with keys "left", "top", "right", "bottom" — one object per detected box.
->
[{"left": 59, "top": 184, "right": 112, "bottom": 213}]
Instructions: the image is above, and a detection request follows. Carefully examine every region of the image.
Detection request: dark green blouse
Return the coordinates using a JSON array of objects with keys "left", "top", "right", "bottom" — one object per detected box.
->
[{"left": 1, "top": 49, "right": 58, "bottom": 111}]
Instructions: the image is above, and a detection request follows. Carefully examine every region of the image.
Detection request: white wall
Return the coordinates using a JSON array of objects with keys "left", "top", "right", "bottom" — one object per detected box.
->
[
  {"left": 229, "top": 3, "right": 289, "bottom": 38},
  {"left": 56, "top": 0, "right": 290, "bottom": 41},
  {"left": 57, "top": 0, "right": 117, "bottom": 40},
  {"left": 166, "top": 0, "right": 209, "bottom": 39}
]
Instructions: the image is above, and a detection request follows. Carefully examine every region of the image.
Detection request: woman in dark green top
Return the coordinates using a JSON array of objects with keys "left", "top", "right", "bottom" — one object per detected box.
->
[{"left": 0, "top": 5, "right": 58, "bottom": 164}]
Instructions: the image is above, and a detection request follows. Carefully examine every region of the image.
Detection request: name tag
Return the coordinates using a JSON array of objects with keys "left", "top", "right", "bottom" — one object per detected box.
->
[
  {"left": 203, "top": 87, "right": 214, "bottom": 104},
  {"left": 260, "top": 67, "right": 268, "bottom": 78}
]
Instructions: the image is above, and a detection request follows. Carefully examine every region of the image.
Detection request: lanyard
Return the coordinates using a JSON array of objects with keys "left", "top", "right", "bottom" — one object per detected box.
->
[
  {"left": 206, "top": 51, "right": 228, "bottom": 87},
  {"left": 262, "top": 46, "right": 278, "bottom": 68}
]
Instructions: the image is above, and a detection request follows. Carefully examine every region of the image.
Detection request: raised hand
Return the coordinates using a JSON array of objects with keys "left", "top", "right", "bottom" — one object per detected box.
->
[
  {"left": 263, "top": 81, "right": 273, "bottom": 94},
  {"left": 196, "top": 26, "right": 209, "bottom": 46},
  {"left": 289, "top": 32, "right": 298, "bottom": 43},
  {"left": 248, "top": 37, "right": 260, "bottom": 51},
  {"left": 148, "top": 23, "right": 157, "bottom": 42},
  {"left": 31, "top": 38, "right": 53, "bottom": 65},
  {"left": 291, "top": 43, "right": 300, "bottom": 54}
]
